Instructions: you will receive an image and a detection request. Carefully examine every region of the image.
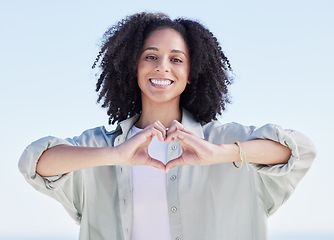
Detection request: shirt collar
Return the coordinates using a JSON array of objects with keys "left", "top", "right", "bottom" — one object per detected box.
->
[
  {"left": 181, "top": 108, "right": 205, "bottom": 139},
  {"left": 113, "top": 108, "right": 204, "bottom": 139}
]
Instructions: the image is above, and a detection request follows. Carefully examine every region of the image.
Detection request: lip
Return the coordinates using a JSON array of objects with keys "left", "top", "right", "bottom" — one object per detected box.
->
[{"left": 149, "top": 78, "right": 174, "bottom": 88}]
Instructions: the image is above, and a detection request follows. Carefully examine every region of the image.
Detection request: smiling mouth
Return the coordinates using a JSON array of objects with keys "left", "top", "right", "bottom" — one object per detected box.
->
[{"left": 149, "top": 79, "right": 173, "bottom": 86}]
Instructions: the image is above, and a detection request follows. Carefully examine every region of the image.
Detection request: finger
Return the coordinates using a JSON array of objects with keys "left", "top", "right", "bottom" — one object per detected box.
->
[
  {"left": 167, "top": 120, "right": 184, "bottom": 134},
  {"left": 165, "top": 129, "right": 188, "bottom": 143},
  {"left": 148, "top": 127, "right": 166, "bottom": 142},
  {"left": 144, "top": 121, "right": 167, "bottom": 141},
  {"left": 151, "top": 120, "right": 167, "bottom": 132},
  {"left": 141, "top": 125, "right": 165, "bottom": 142},
  {"left": 145, "top": 157, "right": 167, "bottom": 172},
  {"left": 165, "top": 157, "right": 185, "bottom": 173},
  {"left": 167, "top": 128, "right": 207, "bottom": 152},
  {"left": 167, "top": 120, "right": 194, "bottom": 139}
]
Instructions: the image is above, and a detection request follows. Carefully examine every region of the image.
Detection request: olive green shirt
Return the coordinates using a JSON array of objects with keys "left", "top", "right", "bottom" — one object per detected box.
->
[{"left": 18, "top": 110, "right": 316, "bottom": 240}]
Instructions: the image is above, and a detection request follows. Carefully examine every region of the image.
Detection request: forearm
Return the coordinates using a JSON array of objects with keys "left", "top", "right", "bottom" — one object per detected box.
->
[
  {"left": 36, "top": 145, "right": 117, "bottom": 177},
  {"left": 219, "top": 139, "right": 291, "bottom": 165}
]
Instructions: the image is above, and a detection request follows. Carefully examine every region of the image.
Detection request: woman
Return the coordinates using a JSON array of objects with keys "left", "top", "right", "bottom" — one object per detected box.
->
[{"left": 19, "top": 12, "right": 316, "bottom": 240}]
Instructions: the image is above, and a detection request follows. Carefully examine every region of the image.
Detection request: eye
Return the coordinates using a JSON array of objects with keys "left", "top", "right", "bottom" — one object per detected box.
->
[
  {"left": 171, "top": 58, "right": 183, "bottom": 63},
  {"left": 145, "top": 55, "right": 158, "bottom": 60}
]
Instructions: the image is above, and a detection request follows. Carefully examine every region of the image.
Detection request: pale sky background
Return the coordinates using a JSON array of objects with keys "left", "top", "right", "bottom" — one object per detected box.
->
[{"left": 1, "top": 0, "right": 333, "bottom": 239}]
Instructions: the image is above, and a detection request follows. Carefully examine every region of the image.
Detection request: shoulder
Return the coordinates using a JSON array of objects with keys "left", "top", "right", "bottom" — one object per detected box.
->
[
  {"left": 70, "top": 126, "right": 119, "bottom": 147},
  {"left": 201, "top": 120, "right": 258, "bottom": 144}
]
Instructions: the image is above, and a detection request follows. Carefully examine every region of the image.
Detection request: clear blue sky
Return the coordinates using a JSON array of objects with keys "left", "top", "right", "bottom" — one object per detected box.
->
[{"left": 1, "top": 0, "right": 333, "bottom": 239}]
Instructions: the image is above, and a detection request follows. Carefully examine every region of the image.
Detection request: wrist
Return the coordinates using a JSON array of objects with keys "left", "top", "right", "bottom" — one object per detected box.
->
[
  {"left": 105, "top": 147, "right": 122, "bottom": 165},
  {"left": 100, "top": 146, "right": 119, "bottom": 166},
  {"left": 216, "top": 143, "right": 240, "bottom": 164}
]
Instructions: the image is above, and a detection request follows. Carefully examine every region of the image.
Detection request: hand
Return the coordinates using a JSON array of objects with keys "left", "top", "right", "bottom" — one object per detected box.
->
[
  {"left": 114, "top": 120, "right": 223, "bottom": 172},
  {"left": 114, "top": 121, "right": 167, "bottom": 172},
  {"left": 164, "top": 120, "right": 222, "bottom": 172}
]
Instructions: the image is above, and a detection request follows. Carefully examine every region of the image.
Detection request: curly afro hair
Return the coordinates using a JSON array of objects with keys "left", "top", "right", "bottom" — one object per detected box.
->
[{"left": 93, "top": 12, "right": 233, "bottom": 124}]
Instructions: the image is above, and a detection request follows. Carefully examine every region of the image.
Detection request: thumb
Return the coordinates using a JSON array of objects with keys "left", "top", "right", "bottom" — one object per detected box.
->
[
  {"left": 165, "top": 157, "right": 184, "bottom": 173},
  {"left": 145, "top": 157, "right": 167, "bottom": 172}
]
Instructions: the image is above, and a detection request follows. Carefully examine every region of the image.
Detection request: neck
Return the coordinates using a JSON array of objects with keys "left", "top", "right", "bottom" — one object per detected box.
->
[{"left": 135, "top": 102, "right": 182, "bottom": 129}]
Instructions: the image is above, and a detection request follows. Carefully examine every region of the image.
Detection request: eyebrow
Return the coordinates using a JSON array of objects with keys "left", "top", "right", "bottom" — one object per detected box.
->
[{"left": 142, "top": 47, "right": 186, "bottom": 56}]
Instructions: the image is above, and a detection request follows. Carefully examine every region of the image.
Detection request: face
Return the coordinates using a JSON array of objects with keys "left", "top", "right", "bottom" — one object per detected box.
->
[{"left": 137, "top": 28, "right": 190, "bottom": 107}]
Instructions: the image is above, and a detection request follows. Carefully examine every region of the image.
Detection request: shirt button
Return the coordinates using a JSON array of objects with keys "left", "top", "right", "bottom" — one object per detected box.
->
[
  {"left": 172, "top": 145, "right": 177, "bottom": 150},
  {"left": 170, "top": 175, "right": 177, "bottom": 181},
  {"left": 171, "top": 206, "right": 177, "bottom": 212}
]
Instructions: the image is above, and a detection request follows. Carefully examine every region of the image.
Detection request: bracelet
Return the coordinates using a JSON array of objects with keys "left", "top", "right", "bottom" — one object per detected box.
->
[
  {"left": 233, "top": 141, "right": 247, "bottom": 169},
  {"left": 233, "top": 141, "right": 264, "bottom": 170}
]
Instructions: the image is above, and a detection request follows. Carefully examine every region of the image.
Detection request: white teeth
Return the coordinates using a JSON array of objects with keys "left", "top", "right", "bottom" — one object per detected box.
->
[{"left": 150, "top": 79, "right": 172, "bottom": 86}]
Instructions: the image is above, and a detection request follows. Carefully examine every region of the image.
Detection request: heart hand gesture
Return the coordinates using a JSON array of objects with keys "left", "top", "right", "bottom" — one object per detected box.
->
[{"left": 114, "top": 120, "right": 223, "bottom": 172}]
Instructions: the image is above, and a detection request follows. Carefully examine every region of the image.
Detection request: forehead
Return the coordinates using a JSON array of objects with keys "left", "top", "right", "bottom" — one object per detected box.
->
[{"left": 142, "top": 28, "right": 188, "bottom": 53}]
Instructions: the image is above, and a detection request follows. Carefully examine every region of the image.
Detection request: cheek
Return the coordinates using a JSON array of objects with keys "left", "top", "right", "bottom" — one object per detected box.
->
[
  {"left": 137, "top": 61, "right": 151, "bottom": 77},
  {"left": 137, "top": 64, "right": 146, "bottom": 81},
  {"left": 137, "top": 68, "right": 149, "bottom": 92},
  {"left": 179, "top": 66, "right": 190, "bottom": 82}
]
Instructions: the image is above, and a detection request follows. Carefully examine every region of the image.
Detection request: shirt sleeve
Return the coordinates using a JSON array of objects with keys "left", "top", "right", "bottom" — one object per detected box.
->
[
  {"left": 18, "top": 136, "right": 84, "bottom": 224},
  {"left": 18, "top": 126, "right": 111, "bottom": 223},
  {"left": 246, "top": 124, "right": 317, "bottom": 215}
]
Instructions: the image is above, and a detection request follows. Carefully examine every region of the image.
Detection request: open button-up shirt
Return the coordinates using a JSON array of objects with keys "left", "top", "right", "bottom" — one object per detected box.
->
[{"left": 18, "top": 109, "right": 316, "bottom": 240}]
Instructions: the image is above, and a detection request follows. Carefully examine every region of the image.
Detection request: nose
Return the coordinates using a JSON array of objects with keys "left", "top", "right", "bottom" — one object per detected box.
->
[{"left": 155, "top": 58, "right": 170, "bottom": 72}]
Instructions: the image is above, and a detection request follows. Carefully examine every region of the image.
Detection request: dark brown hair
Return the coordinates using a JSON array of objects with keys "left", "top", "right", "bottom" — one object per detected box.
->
[{"left": 93, "top": 12, "right": 233, "bottom": 124}]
